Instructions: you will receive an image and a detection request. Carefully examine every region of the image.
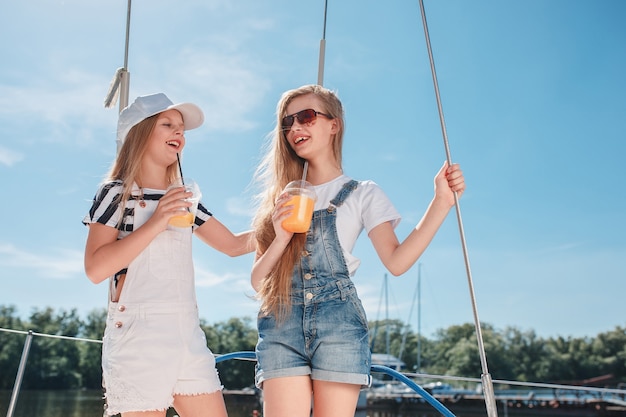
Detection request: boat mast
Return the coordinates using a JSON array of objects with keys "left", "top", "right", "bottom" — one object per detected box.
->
[
  {"left": 103, "top": 0, "right": 132, "bottom": 154},
  {"left": 369, "top": 273, "right": 391, "bottom": 362},
  {"left": 417, "top": 1, "right": 498, "bottom": 415},
  {"left": 384, "top": 273, "right": 390, "bottom": 359},
  {"left": 119, "top": 0, "right": 132, "bottom": 118},
  {"left": 317, "top": 0, "right": 328, "bottom": 86},
  {"left": 417, "top": 263, "right": 422, "bottom": 372},
  {"left": 398, "top": 263, "right": 422, "bottom": 372}
]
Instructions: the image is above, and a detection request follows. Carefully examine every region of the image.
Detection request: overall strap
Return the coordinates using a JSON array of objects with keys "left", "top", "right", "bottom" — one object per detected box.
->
[{"left": 328, "top": 180, "right": 359, "bottom": 211}]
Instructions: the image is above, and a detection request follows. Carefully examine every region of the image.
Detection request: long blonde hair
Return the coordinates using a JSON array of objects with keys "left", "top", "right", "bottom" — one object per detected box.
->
[
  {"left": 104, "top": 114, "right": 180, "bottom": 226},
  {"left": 252, "top": 84, "right": 345, "bottom": 319}
]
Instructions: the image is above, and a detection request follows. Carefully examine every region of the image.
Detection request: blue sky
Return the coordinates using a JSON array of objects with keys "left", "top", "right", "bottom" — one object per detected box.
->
[{"left": 1, "top": 0, "right": 624, "bottom": 340}]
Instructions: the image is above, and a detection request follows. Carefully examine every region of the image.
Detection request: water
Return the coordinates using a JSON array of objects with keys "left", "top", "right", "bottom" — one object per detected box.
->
[
  {"left": 0, "top": 390, "right": 260, "bottom": 417},
  {"left": 0, "top": 390, "right": 550, "bottom": 417}
]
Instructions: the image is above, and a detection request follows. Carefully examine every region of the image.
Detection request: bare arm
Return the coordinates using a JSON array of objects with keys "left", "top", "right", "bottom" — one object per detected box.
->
[
  {"left": 84, "top": 187, "right": 195, "bottom": 284},
  {"left": 250, "top": 193, "right": 294, "bottom": 292},
  {"left": 194, "top": 217, "right": 255, "bottom": 257},
  {"left": 369, "top": 162, "right": 465, "bottom": 276}
]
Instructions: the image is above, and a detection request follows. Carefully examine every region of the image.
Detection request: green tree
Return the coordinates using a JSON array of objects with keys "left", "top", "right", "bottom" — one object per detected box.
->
[
  {"left": 543, "top": 336, "right": 593, "bottom": 383},
  {"left": 427, "top": 323, "right": 480, "bottom": 377},
  {"left": 0, "top": 305, "right": 27, "bottom": 389},
  {"left": 203, "top": 317, "right": 258, "bottom": 389},
  {"left": 24, "top": 307, "right": 83, "bottom": 389},
  {"left": 591, "top": 326, "right": 626, "bottom": 381},
  {"left": 78, "top": 308, "right": 107, "bottom": 389},
  {"left": 369, "top": 319, "right": 406, "bottom": 357},
  {"left": 501, "top": 326, "right": 549, "bottom": 382},
  {"left": 471, "top": 324, "right": 511, "bottom": 381}
]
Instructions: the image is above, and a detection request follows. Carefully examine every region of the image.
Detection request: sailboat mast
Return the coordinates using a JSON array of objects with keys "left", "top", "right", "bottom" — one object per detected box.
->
[
  {"left": 417, "top": 263, "right": 422, "bottom": 372},
  {"left": 119, "top": 0, "right": 132, "bottom": 114},
  {"left": 116, "top": 0, "right": 132, "bottom": 154},
  {"left": 385, "top": 273, "right": 390, "bottom": 358},
  {"left": 317, "top": 0, "right": 328, "bottom": 86},
  {"left": 397, "top": 263, "right": 422, "bottom": 372},
  {"left": 103, "top": 0, "right": 132, "bottom": 154}
]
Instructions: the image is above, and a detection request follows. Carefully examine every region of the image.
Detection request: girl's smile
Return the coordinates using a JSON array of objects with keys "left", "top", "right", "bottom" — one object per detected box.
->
[{"left": 147, "top": 109, "right": 186, "bottom": 163}]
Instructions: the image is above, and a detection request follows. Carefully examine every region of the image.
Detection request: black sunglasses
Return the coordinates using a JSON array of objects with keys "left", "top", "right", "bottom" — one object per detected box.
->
[{"left": 281, "top": 109, "right": 332, "bottom": 132}]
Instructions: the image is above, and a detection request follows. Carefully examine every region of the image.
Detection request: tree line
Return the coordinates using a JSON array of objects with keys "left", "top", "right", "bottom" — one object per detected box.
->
[{"left": 1, "top": 304, "right": 624, "bottom": 391}]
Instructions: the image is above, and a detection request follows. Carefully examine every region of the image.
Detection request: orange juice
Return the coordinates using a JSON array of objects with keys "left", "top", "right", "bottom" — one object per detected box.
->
[
  {"left": 282, "top": 194, "right": 315, "bottom": 233},
  {"left": 169, "top": 211, "right": 195, "bottom": 228}
]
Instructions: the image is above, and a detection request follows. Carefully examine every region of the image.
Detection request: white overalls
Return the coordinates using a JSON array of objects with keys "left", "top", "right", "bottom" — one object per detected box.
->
[{"left": 101, "top": 199, "right": 222, "bottom": 415}]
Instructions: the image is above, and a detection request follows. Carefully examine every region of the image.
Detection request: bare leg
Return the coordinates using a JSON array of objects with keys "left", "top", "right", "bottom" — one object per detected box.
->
[
  {"left": 311, "top": 380, "right": 361, "bottom": 417},
  {"left": 121, "top": 411, "right": 166, "bottom": 417},
  {"left": 262, "top": 376, "right": 313, "bottom": 417},
  {"left": 172, "top": 391, "right": 228, "bottom": 417}
]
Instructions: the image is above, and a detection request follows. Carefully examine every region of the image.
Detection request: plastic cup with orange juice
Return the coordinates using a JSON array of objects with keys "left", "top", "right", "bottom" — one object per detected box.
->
[
  {"left": 168, "top": 178, "right": 201, "bottom": 229},
  {"left": 281, "top": 180, "right": 317, "bottom": 233}
]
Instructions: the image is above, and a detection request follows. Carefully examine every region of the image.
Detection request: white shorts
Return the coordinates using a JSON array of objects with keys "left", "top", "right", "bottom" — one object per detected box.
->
[{"left": 102, "top": 302, "right": 222, "bottom": 415}]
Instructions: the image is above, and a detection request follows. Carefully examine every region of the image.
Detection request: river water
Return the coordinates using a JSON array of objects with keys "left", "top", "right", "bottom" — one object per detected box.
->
[
  {"left": 0, "top": 389, "right": 525, "bottom": 417},
  {"left": 0, "top": 390, "right": 260, "bottom": 417}
]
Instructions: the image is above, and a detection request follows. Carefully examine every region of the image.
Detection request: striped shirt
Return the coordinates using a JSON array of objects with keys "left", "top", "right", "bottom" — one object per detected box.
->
[{"left": 83, "top": 180, "right": 213, "bottom": 282}]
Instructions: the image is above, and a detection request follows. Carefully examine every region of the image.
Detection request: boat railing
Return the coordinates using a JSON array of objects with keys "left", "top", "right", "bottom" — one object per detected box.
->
[
  {"left": 4, "top": 327, "right": 626, "bottom": 417},
  {"left": 369, "top": 364, "right": 456, "bottom": 416},
  {"left": 215, "top": 352, "right": 457, "bottom": 416},
  {"left": 3, "top": 328, "right": 458, "bottom": 417}
]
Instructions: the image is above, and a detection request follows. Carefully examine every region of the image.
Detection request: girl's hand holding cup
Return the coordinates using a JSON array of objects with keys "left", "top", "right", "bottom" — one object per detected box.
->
[
  {"left": 280, "top": 180, "right": 316, "bottom": 233},
  {"left": 167, "top": 178, "right": 201, "bottom": 229}
]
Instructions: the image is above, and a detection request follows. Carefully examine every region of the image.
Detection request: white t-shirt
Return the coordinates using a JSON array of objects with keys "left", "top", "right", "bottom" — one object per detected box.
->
[{"left": 312, "top": 174, "right": 401, "bottom": 276}]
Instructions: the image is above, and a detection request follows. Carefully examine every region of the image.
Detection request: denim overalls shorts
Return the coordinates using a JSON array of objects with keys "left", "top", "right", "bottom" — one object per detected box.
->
[{"left": 256, "top": 180, "right": 372, "bottom": 388}]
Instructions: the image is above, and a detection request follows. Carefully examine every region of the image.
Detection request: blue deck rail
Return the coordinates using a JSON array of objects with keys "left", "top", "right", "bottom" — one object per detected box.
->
[{"left": 216, "top": 351, "right": 457, "bottom": 417}]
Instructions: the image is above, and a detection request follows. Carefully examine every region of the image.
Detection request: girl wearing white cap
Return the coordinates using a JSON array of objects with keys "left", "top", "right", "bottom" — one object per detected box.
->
[{"left": 83, "top": 93, "right": 255, "bottom": 417}]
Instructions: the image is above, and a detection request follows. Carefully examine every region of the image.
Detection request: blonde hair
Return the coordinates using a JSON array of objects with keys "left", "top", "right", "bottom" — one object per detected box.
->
[
  {"left": 252, "top": 84, "right": 345, "bottom": 319},
  {"left": 104, "top": 113, "right": 180, "bottom": 226}
]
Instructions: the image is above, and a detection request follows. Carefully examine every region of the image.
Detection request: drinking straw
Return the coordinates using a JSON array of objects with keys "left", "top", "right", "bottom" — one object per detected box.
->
[
  {"left": 301, "top": 161, "right": 308, "bottom": 183},
  {"left": 176, "top": 153, "right": 185, "bottom": 185},
  {"left": 176, "top": 153, "right": 190, "bottom": 212}
]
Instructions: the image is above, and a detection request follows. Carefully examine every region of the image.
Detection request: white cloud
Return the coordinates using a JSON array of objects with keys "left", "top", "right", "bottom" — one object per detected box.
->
[
  {"left": 0, "top": 243, "right": 83, "bottom": 279},
  {"left": 225, "top": 196, "right": 256, "bottom": 218},
  {"left": 0, "top": 79, "right": 118, "bottom": 147},
  {"left": 194, "top": 265, "right": 250, "bottom": 291},
  {"left": 0, "top": 146, "right": 24, "bottom": 167}
]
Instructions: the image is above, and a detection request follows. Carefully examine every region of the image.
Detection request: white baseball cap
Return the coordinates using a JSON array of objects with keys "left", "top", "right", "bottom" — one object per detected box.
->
[{"left": 116, "top": 93, "right": 204, "bottom": 147}]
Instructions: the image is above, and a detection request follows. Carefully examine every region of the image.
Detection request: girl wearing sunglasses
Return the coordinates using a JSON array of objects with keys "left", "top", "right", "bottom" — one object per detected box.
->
[{"left": 251, "top": 84, "right": 465, "bottom": 417}]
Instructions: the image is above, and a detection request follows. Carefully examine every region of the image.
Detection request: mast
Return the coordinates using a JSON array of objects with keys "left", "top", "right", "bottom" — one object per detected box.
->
[
  {"left": 384, "top": 273, "right": 390, "bottom": 359},
  {"left": 103, "top": 0, "right": 132, "bottom": 154},
  {"left": 417, "top": 263, "right": 422, "bottom": 372},
  {"left": 317, "top": 0, "right": 328, "bottom": 86},
  {"left": 398, "top": 263, "right": 422, "bottom": 372},
  {"left": 369, "top": 273, "right": 392, "bottom": 365}
]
